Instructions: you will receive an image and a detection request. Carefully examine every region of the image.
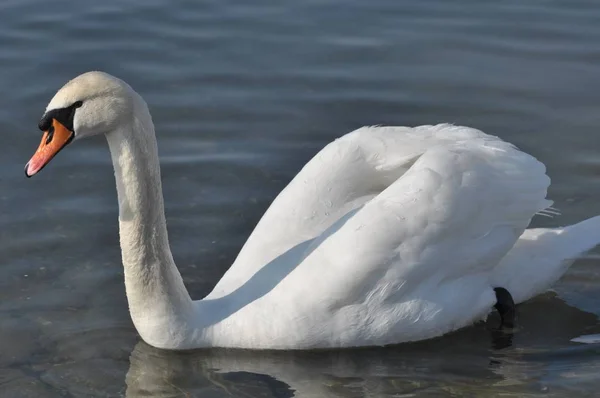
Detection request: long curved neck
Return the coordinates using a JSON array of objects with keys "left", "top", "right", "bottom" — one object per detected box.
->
[{"left": 105, "top": 97, "right": 194, "bottom": 347}]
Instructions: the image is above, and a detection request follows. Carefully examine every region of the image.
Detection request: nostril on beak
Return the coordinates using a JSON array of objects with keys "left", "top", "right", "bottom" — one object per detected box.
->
[{"left": 45, "top": 125, "right": 55, "bottom": 145}]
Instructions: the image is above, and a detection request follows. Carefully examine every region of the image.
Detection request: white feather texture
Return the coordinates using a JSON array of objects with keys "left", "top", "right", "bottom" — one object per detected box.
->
[{"left": 41, "top": 72, "right": 600, "bottom": 350}]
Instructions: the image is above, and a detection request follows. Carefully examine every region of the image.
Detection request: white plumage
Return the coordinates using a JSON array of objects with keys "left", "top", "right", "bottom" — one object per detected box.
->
[{"left": 29, "top": 72, "right": 600, "bottom": 350}]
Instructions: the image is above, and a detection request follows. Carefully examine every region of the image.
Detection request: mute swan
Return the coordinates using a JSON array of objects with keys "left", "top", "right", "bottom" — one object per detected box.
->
[{"left": 24, "top": 71, "right": 600, "bottom": 350}]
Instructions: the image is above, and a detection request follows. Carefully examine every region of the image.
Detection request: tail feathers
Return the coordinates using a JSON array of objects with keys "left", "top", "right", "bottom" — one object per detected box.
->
[
  {"left": 555, "top": 215, "right": 600, "bottom": 260},
  {"left": 492, "top": 215, "right": 600, "bottom": 304}
]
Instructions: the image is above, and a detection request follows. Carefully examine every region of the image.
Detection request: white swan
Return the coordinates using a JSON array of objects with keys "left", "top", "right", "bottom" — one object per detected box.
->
[{"left": 24, "top": 71, "right": 600, "bottom": 350}]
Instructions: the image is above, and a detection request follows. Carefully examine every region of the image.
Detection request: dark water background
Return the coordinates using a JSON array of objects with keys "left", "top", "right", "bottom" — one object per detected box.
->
[{"left": 2, "top": 0, "right": 600, "bottom": 396}]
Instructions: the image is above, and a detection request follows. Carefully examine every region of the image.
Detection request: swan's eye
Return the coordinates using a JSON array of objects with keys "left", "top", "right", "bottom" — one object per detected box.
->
[{"left": 73, "top": 100, "right": 83, "bottom": 108}]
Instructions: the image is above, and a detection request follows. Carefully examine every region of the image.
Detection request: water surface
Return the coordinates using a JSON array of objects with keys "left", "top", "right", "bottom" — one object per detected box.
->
[{"left": 2, "top": 0, "right": 600, "bottom": 396}]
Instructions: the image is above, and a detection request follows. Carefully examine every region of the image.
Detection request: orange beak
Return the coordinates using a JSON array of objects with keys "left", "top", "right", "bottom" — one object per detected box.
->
[{"left": 25, "top": 118, "right": 74, "bottom": 177}]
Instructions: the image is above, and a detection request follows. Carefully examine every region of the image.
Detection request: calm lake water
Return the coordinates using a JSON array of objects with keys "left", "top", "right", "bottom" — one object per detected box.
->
[{"left": 2, "top": 0, "right": 600, "bottom": 396}]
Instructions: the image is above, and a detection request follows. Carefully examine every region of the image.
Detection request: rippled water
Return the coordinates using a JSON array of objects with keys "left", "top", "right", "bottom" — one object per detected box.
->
[{"left": 2, "top": 0, "right": 600, "bottom": 396}]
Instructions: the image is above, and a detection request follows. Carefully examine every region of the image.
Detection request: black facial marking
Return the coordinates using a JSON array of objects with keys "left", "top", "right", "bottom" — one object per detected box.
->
[{"left": 38, "top": 100, "right": 83, "bottom": 133}]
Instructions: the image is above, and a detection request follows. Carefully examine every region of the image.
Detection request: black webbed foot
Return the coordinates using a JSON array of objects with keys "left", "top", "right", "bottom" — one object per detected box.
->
[{"left": 493, "top": 287, "right": 515, "bottom": 329}]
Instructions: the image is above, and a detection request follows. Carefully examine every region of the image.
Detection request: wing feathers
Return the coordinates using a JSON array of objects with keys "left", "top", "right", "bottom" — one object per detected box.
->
[
  {"left": 212, "top": 124, "right": 550, "bottom": 303},
  {"left": 298, "top": 129, "right": 550, "bottom": 305}
]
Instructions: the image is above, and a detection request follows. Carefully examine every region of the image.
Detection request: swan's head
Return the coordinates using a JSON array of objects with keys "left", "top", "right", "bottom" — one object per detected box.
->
[{"left": 25, "top": 71, "right": 134, "bottom": 177}]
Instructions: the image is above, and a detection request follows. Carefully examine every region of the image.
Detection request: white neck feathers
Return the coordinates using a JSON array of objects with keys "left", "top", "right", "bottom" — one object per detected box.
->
[{"left": 105, "top": 94, "right": 195, "bottom": 348}]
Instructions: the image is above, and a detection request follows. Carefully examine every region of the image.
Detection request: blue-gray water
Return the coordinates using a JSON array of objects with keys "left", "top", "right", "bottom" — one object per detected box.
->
[{"left": 2, "top": 0, "right": 600, "bottom": 396}]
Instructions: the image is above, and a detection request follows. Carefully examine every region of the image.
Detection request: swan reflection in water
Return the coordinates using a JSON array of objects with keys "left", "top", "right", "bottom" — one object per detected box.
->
[
  {"left": 123, "top": 293, "right": 600, "bottom": 397},
  {"left": 125, "top": 333, "right": 498, "bottom": 398}
]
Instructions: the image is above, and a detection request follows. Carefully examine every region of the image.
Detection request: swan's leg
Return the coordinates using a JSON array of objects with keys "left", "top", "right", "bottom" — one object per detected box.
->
[{"left": 493, "top": 287, "right": 515, "bottom": 329}]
